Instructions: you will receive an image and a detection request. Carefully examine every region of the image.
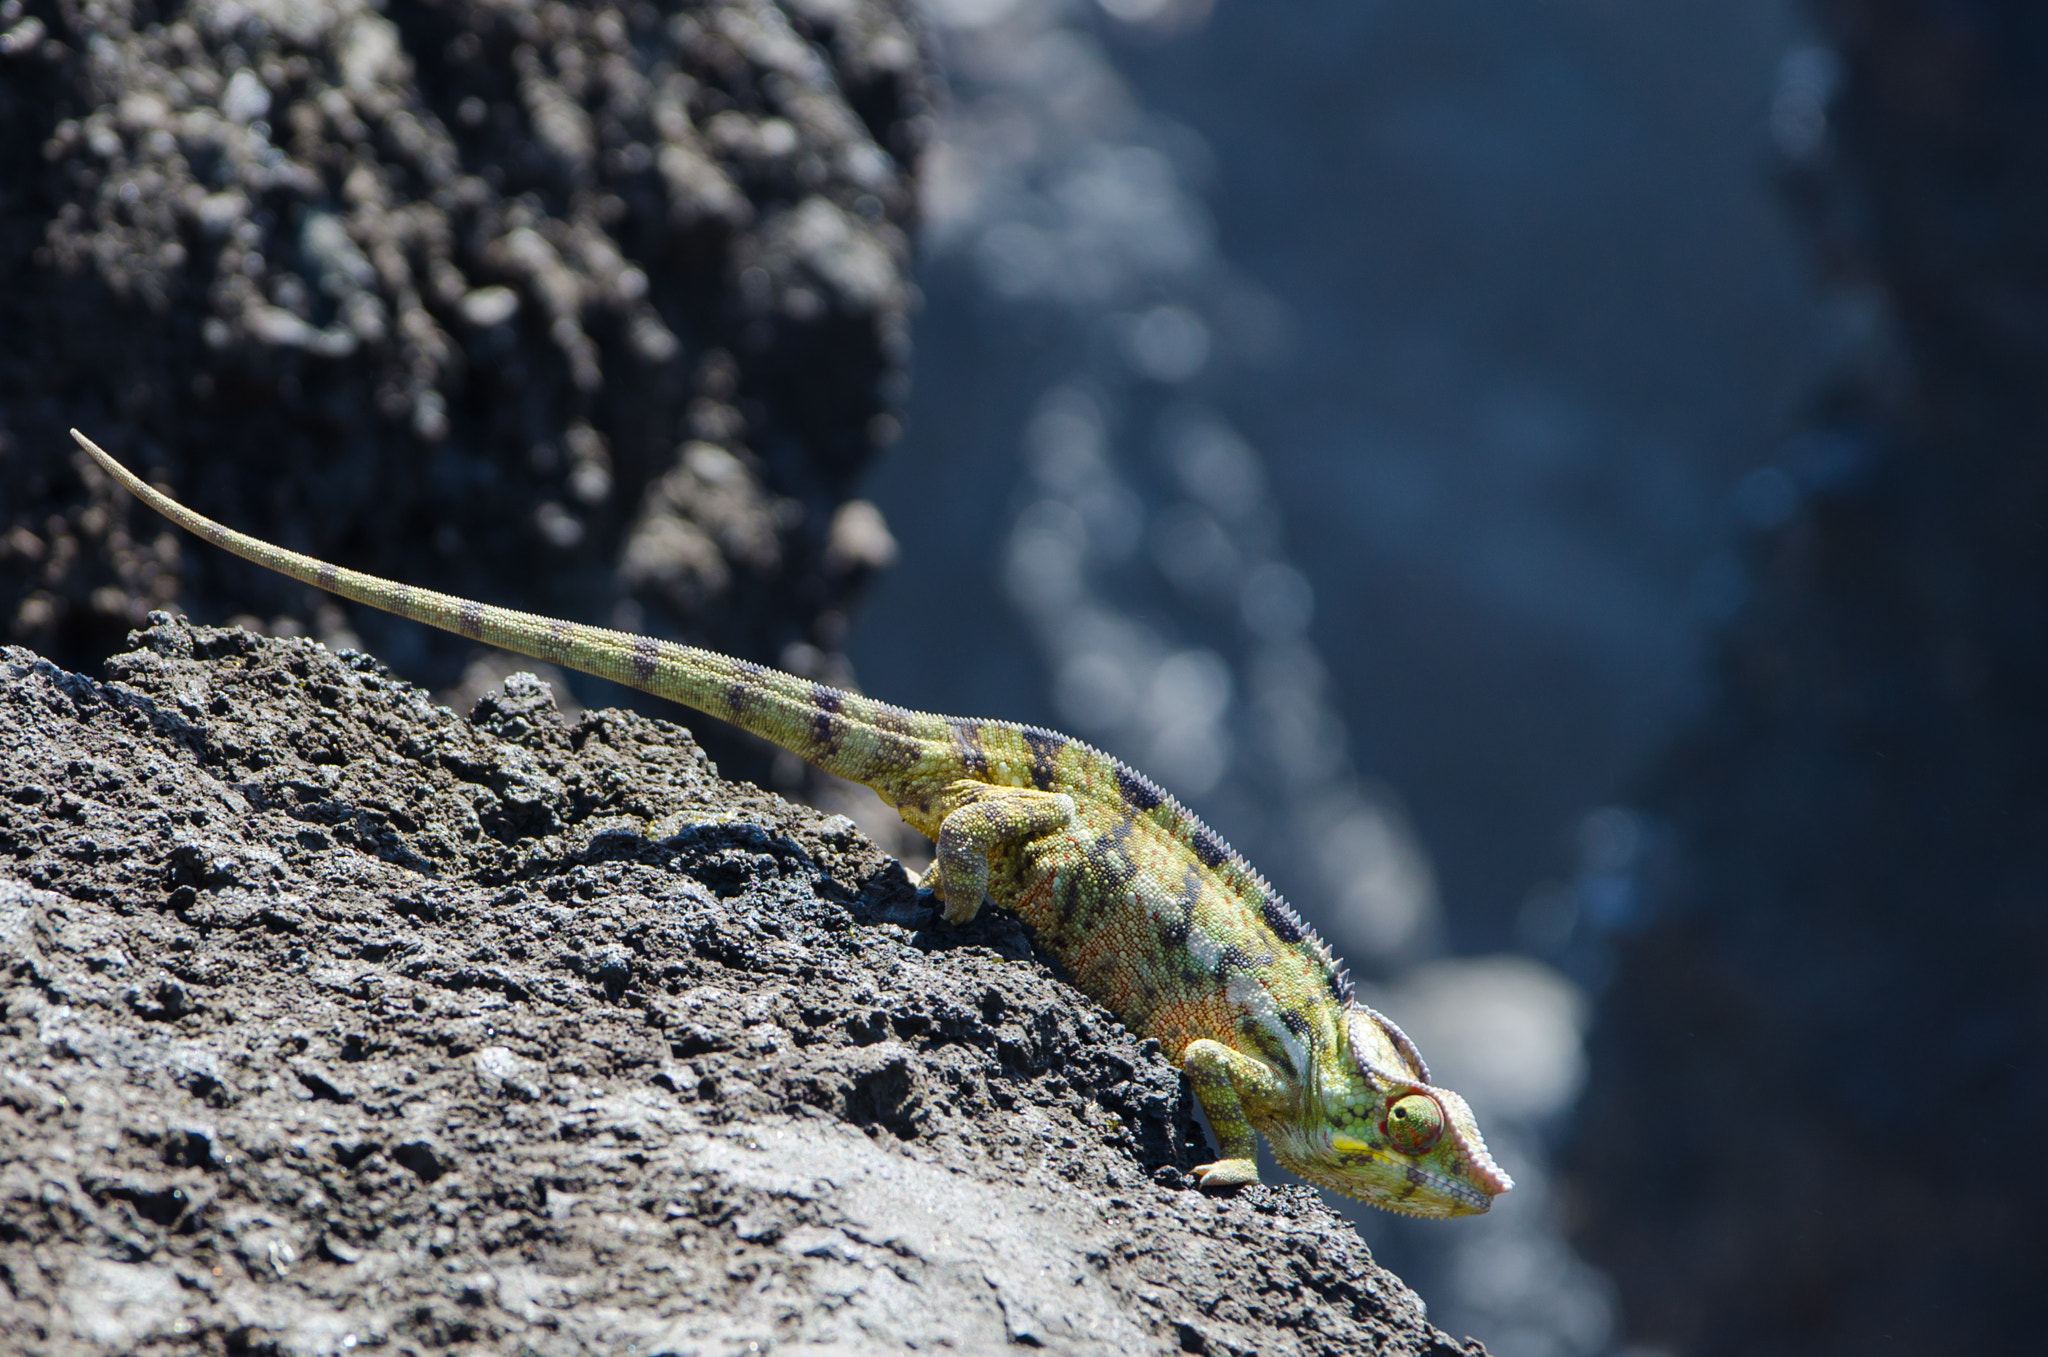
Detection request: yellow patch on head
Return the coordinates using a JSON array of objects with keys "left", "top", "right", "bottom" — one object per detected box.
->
[{"left": 1330, "top": 1134, "right": 1373, "bottom": 1155}]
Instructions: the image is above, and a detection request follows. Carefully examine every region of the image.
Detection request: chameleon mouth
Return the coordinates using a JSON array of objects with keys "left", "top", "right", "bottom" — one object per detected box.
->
[
  {"left": 1390, "top": 1162, "right": 1501, "bottom": 1216},
  {"left": 1283, "top": 1139, "right": 1508, "bottom": 1216},
  {"left": 1462, "top": 1141, "right": 1516, "bottom": 1199},
  {"left": 1310, "top": 1161, "right": 1499, "bottom": 1217}
]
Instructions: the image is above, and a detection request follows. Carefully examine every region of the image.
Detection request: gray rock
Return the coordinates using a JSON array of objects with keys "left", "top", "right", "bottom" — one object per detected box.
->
[
  {"left": 0, "top": 0, "right": 925, "bottom": 791},
  {"left": 0, "top": 616, "right": 1483, "bottom": 1355}
]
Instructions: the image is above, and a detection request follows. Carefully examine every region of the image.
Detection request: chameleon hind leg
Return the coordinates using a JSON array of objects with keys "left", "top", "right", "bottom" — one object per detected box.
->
[
  {"left": 1183, "top": 1039, "right": 1285, "bottom": 1190},
  {"left": 922, "top": 784, "right": 1075, "bottom": 924}
]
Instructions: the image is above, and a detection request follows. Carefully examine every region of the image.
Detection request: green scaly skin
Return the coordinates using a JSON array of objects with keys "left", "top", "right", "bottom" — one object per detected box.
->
[{"left": 75, "top": 430, "right": 1512, "bottom": 1218}]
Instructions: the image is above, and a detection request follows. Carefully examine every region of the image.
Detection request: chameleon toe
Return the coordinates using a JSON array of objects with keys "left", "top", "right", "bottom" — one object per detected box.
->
[{"left": 1192, "top": 1158, "right": 1262, "bottom": 1191}]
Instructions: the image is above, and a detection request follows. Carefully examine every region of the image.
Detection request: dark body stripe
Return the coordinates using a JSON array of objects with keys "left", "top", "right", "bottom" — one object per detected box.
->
[
  {"left": 1115, "top": 765, "right": 1163, "bottom": 812},
  {"left": 1261, "top": 899, "right": 1305, "bottom": 944},
  {"left": 810, "top": 684, "right": 845, "bottom": 755},
  {"left": 1022, "top": 727, "right": 1065, "bottom": 789},
  {"left": 949, "top": 720, "right": 989, "bottom": 777},
  {"left": 1190, "top": 825, "right": 1229, "bottom": 869}
]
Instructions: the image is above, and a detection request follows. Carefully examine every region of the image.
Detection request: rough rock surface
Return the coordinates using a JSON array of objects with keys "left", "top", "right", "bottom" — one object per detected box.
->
[
  {"left": 0, "top": 616, "right": 1484, "bottom": 1357},
  {"left": 0, "top": 0, "right": 924, "bottom": 783},
  {"left": 1566, "top": 2, "right": 2048, "bottom": 1353}
]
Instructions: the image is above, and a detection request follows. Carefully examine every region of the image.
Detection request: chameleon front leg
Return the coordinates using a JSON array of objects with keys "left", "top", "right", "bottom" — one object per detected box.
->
[
  {"left": 922, "top": 784, "right": 1076, "bottom": 924},
  {"left": 1183, "top": 1038, "right": 1286, "bottom": 1190}
]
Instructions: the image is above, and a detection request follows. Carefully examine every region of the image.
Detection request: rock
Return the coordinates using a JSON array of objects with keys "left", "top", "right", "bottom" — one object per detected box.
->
[
  {"left": 0, "top": 0, "right": 927, "bottom": 790},
  {"left": 0, "top": 616, "right": 1483, "bottom": 1355}
]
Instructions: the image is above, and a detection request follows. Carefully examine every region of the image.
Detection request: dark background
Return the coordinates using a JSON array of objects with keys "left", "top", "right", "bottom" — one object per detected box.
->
[{"left": 862, "top": 0, "right": 1821, "bottom": 956}]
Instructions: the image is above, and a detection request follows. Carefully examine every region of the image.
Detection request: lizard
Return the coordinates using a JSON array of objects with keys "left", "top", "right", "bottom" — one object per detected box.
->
[{"left": 72, "top": 429, "right": 1512, "bottom": 1218}]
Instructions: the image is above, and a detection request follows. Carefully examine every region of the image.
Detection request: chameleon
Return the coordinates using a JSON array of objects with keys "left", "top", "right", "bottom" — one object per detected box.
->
[{"left": 73, "top": 429, "right": 1512, "bottom": 1219}]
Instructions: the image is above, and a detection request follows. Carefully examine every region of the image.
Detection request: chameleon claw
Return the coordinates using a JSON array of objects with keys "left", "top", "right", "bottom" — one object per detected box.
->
[
  {"left": 908, "top": 877, "right": 980, "bottom": 925},
  {"left": 1191, "top": 1157, "right": 1261, "bottom": 1191},
  {"left": 915, "top": 859, "right": 984, "bottom": 924}
]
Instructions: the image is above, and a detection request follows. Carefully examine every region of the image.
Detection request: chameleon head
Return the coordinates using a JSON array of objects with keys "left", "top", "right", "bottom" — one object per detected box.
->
[{"left": 1266, "top": 1003, "right": 1513, "bottom": 1218}]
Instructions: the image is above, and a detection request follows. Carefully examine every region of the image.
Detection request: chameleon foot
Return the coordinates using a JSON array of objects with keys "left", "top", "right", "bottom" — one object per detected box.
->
[
  {"left": 1192, "top": 1157, "right": 1261, "bottom": 1191},
  {"left": 928, "top": 785, "right": 1074, "bottom": 925}
]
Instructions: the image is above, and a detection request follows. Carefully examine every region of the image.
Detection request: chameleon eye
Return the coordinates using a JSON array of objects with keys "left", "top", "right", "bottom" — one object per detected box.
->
[{"left": 1384, "top": 1092, "right": 1445, "bottom": 1155}]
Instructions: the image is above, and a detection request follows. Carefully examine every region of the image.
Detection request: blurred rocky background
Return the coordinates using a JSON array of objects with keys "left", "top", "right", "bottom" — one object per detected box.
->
[
  {"left": 855, "top": 2, "right": 1825, "bottom": 1354},
  {"left": 1568, "top": 2, "right": 2048, "bottom": 1353},
  {"left": 0, "top": 0, "right": 926, "bottom": 783}
]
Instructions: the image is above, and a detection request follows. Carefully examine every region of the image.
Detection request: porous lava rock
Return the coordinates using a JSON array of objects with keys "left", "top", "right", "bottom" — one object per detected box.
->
[
  {"left": 0, "top": 616, "right": 1485, "bottom": 1356},
  {"left": 0, "top": 0, "right": 924, "bottom": 775}
]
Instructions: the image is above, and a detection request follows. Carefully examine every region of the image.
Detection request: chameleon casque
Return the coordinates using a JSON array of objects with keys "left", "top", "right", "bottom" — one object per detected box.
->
[{"left": 74, "top": 429, "right": 1511, "bottom": 1219}]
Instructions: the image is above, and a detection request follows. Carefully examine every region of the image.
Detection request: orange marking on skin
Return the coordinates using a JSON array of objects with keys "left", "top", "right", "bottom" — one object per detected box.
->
[
  {"left": 1012, "top": 878, "right": 1057, "bottom": 929},
  {"left": 1144, "top": 993, "right": 1245, "bottom": 1061},
  {"left": 1059, "top": 903, "right": 1171, "bottom": 980}
]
